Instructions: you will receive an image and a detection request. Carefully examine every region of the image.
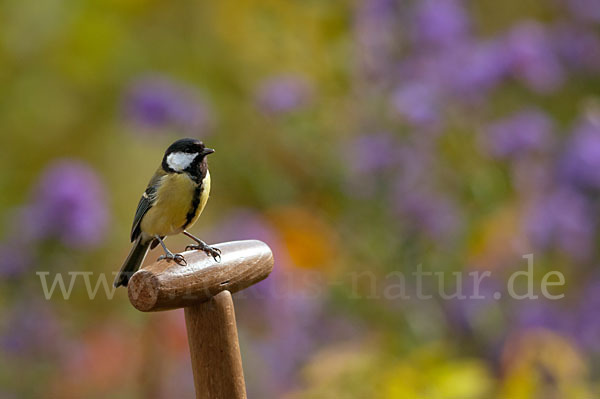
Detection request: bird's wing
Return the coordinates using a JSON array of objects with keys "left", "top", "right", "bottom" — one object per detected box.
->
[{"left": 130, "top": 169, "right": 165, "bottom": 242}]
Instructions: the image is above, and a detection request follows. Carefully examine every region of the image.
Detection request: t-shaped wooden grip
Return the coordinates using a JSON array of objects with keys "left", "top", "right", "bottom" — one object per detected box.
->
[
  {"left": 128, "top": 240, "right": 273, "bottom": 312},
  {"left": 127, "top": 239, "right": 274, "bottom": 399}
]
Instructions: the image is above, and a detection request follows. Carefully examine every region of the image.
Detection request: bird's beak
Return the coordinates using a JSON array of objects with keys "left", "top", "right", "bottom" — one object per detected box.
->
[{"left": 202, "top": 148, "right": 215, "bottom": 156}]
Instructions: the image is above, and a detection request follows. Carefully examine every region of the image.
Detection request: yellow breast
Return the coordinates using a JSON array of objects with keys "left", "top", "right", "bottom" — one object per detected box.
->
[
  {"left": 187, "top": 170, "right": 211, "bottom": 228},
  {"left": 140, "top": 173, "right": 199, "bottom": 237}
]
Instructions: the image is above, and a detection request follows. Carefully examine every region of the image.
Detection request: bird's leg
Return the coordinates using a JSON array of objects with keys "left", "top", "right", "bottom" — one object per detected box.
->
[
  {"left": 183, "top": 230, "right": 221, "bottom": 262},
  {"left": 155, "top": 235, "right": 186, "bottom": 265}
]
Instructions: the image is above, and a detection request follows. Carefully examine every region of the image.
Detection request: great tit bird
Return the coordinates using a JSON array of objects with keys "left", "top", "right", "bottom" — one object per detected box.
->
[{"left": 114, "top": 138, "right": 220, "bottom": 288}]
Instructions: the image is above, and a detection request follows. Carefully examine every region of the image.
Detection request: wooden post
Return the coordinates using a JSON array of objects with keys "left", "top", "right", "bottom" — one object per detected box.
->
[{"left": 127, "top": 240, "right": 274, "bottom": 399}]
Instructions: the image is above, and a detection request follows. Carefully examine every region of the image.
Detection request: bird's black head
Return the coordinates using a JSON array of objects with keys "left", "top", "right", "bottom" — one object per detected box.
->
[{"left": 162, "top": 138, "right": 214, "bottom": 176}]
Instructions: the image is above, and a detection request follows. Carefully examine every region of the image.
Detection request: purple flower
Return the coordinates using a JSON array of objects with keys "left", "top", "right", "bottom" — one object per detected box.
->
[
  {"left": 124, "top": 75, "right": 211, "bottom": 134},
  {"left": 445, "top": 275, "right": 503, "bottom": 334},
  {"left": 504, "top": 22, "right": 564, "bottom": 93},
  {"left": 527, "top": 187, "right": 595, "bottom": 259},
  {"left": 515, "top": 301, "right": 570, "bottom": 333},
  {"left": 255, "top": 75, "right": 311, "bottom": 114},
  {"left": 560, "top": 116, "right": 600, "bottom": 190},
  {"left": 256, "top": 291, "right": 323, "bottom": 395},
  {"left": 484, "top": 108, "right": 553, "bottom": 159},
  {"left": 357, "top": 0, "right": 397, "bottom": 24},
  {"left": 553, "top": 24, "right": 600, "bottom": 72},
  {"left": 411, "top": 0, "right": 470, "bottom": 49},
  {"left": 344, "top": 137, "right": 433, "bottom": 198},
  {"left": 23, "top": 160, "right": 109, "bottom": 249},
  {"left": 565, "top": 0, "right": 600, "bottom": 23},
  {"left": 209, "top": 209, "right": 281, "bottom": 251},
  {"left": 354, "top": 0, "right": 399, "bottom": 79},
  {"left": 345, "top": 133, "right": 400, "bottom": 175},
  {"left": 1, "top": 300, "right": 63, "bottom": 357},
  {"left": 510, "top": 158, "right": 553, "bottom": 194},
  {"left": 391, "top": 82, "right": 442, "bottom": 128},
  {"left": 446, "top": 40, "right": 511, "bottom": 96},
  {"left": 0, "top": 238, "right": 32, "bottom": 278},
  {"left": 512, "top": 286, "right": 600, "bottom": 354},
  {"left": 394, "top": 189, "right": 461, "bottom": 241},
  {"left": 573, "top": 278, "right": 600, "bottom": 352},
  {"left": 395, "top": 40, "right": 510, "bottom": 109}
]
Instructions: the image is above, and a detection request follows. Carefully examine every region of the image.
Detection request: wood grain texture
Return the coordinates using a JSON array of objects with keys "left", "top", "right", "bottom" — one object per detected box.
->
[
  {"left": 185, "top": 291, "right": 247, "bottom": 399},
  {"left": 127, "top": 240, "right": 273, "bottom": 312}
]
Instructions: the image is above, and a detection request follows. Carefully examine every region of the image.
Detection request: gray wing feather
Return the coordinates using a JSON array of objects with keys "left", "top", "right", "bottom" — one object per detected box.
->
[{"left": 130, "top": 173, "right": 163, "bottom": 242}]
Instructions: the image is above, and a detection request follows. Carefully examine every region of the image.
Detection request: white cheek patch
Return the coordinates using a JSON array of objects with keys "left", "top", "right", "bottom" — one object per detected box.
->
[{"left": 167, "top": 152, "right": 198, "bottom": 171}]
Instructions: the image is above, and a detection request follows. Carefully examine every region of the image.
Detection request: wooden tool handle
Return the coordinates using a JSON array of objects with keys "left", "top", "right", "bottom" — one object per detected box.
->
[
  {"left": 126, "top": 239, "right": 273, "bottom": 398},
  {"left": 127, "top": 240, "right": 273, "bottom": 312},
  {"left": 185, "top": 290, "right": 247, "bottom": 399}
]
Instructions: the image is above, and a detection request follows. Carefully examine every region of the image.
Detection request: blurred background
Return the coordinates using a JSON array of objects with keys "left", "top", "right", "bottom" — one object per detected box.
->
[{"left": 1, "top": 0, "right": 600, "bottom": 397}]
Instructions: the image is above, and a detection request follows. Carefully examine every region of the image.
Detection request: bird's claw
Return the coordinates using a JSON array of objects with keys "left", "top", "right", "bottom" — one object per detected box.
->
[
  {"left": 185, "top": 243, "right": 222, "bottom": 262},
  {"left": 158, "top": 252, "right": 187, "bottom": 266}
]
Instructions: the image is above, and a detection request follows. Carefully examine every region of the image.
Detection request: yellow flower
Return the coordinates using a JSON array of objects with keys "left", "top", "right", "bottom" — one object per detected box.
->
[
  {"left": 383, "top": 344, "right": 492, "bottom": 399},
  {"left": 500, "top": 329, "right": 592, "bottom": 399}
]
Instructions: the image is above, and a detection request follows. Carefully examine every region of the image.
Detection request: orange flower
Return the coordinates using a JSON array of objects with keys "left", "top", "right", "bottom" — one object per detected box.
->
[{"left": 268, "top": 206, "right": 339, "bottom": 271}]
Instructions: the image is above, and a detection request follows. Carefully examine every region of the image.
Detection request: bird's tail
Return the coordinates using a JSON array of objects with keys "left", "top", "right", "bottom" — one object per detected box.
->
[{"left": 114, "top": 237, "right": 151, "bottom": 288}]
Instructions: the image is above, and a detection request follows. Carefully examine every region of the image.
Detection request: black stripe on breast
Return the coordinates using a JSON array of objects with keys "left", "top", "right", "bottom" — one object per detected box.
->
[
  {"left": 184, "top": 184, "right": 203, "bottom": 228},
  {"left": 183, "top": 157, "right": 208, "bottom": 229}
]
